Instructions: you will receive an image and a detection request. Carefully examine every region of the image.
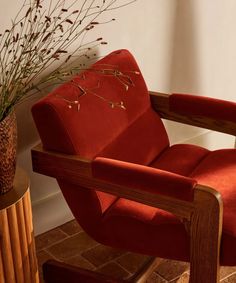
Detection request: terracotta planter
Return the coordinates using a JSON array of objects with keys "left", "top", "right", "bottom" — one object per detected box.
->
[{"left": 0, "top": 111, "right": 17, "bottom": 194}]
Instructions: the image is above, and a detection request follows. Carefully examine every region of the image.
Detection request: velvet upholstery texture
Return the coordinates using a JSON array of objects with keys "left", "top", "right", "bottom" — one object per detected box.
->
[
  {"left": 32, "top": 49, "right": 169, "bottom": 159},
  {"left": 92, "top": 157, "right": 196, "bottom": 201},
  {"left": 32, "top": 49, "right": 236, "bottom": 267}
]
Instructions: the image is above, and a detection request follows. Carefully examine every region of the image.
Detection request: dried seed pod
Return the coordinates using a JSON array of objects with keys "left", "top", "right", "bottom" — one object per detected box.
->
[
  {"left": 45, "top": 16, "right": 51, "bottom": 22},
  {"left": 25, "top": 8, "right": 31, "bottom": 17},
  {"left": 65, "top": 19, "right": 73, "bottom": 24},
  {"left": 42, "top": 33, "right": 51, "bottom": 42}
]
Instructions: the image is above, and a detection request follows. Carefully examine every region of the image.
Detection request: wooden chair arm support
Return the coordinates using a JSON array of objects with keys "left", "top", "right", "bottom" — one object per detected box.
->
[{"left": 150, "top": 91, "right": 236, "bottom": 136}]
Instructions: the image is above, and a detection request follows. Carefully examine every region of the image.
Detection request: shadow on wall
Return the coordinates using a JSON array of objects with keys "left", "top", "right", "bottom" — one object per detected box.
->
[
  {"left": 170, "top": 0, "right": 201, "bottom": 94},
  {"left": 16, "top": 94, "right": 42, "bottom": 153},
  {"left": 15, "top": 47, "right": 101, "bottom": 203},
  {"left": 16, "top": 48, "right": 100, "bottom": 154},
  {"left": 165, "top": 1, "right": 207, "bottom": 145}
]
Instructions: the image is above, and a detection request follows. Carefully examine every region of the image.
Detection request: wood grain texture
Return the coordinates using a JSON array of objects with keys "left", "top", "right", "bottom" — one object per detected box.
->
[
  {"left": 0, "top": 168, "right": 39, "bottom": 283},
  {"left": 0, "top": 209, "right": 16, "bottom": 283},
  {"left": 16, "top": 199, "right": 31, "bottom": 283},
  {"left": 23, "top": 191, "right": 39, "bottom": 283},
  {"left": 0, "top": 246, "right": 5, "bottom": 283},
  {"left": 7, "top": 205, "right": 24, "bottom": 283},
  {"left": 150, "top": 91, "right": 236, "bottom": 136},
  {"left": 189, "top": 185, "right": 222, "bottom": 283}
]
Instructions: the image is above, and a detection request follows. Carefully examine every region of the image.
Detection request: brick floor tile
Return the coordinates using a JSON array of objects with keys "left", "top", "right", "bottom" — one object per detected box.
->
[
  {"left": 116, "top": 252, "right": 151, "bottom": 274},
  {"left": 82, "top": 244, "right": 125, "bottom": 267},
  {"left": 46, "top": 232, "right": 97, "bottom": 260},
  {"left": 169, "top": 271, "right": 189, "bottom": 283},
  {"left": 60, "top": 219, "right": 82, "bottom": 236},
  {"left": 220, "top": 266, "right": 236, "bottom": 280},
  {"left": 146, "top": 273, "right": 167, "bottom": 283},
  {"left": 65, "top": 254, "right": 95, "bottom": 270},
  {"left": 221, "top": 273, "right": 236, "bottom": 283},
  {"left": 156, "top": 259, "right": 189, "bottom": 281},
  {"left": 96, "top": 262, "right": 130, "bottom": 279},
  {"left": 35, "top": 228, "right": 68, "bottom": 251}
]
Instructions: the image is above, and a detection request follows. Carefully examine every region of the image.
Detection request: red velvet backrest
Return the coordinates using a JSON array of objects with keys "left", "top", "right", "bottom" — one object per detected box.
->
[{"left": 32, "top": 49, "right": 169, "bottom": 162}]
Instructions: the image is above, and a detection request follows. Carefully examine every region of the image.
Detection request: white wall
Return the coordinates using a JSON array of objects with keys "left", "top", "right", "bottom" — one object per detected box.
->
[
  {"left": 168, "top": 0, "right": 236, "bottom": 148},
  {"left": 1, "top": 0, "right": 177, "bottom": 235},
  {"left": 2, "top": 1, "right": 236, "bottom": 235}
]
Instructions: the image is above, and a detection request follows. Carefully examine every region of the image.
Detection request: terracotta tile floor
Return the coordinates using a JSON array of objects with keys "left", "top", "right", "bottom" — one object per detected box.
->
[{"left": 36, "top": 219, "right": 236, "bottom": 283}]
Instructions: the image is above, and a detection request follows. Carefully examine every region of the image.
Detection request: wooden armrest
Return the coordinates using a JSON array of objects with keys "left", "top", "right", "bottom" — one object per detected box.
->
[
  {"left": 92, "top": 157, "right": 196, "bottom": 202},
  {"left": 150, "top": 91, "right": 236, "bottom": 136}
]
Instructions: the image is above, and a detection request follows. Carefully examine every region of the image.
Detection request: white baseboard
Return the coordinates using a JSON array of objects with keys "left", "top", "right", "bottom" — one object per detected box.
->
[
  {"left": 178, "top": 130, "right": 235, "bottom": 150},
  {"left": 32, "top": 191, "right": 74, "bottom": 236}
]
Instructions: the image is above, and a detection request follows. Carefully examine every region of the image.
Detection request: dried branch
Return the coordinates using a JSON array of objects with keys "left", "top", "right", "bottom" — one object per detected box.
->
[{"left": 0, "top": 0, "right": 137, "bottom": 121}]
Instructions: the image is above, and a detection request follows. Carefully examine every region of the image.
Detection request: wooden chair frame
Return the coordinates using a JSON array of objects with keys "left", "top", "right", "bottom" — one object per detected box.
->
[{"left": 32, "top": 92, "right": 226, "bottom": 283}]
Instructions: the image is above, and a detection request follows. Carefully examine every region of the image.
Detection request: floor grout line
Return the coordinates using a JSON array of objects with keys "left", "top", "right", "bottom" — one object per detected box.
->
[
  {"left": 109, "top": 259, "right": 132, "bottom": 278},
  {"left": 37, "top": 230, "right": 87, "bottom": 252},
  {"left": 66, "top": 253, "right": 97, "bottom": 271},
  {"left": 220, "top": 270, "right": 236, "bottom": 282},
  {"left": 41, "top": 248, "right": 59, "bottom": 260},
  {"left": 154, "top": 271, "right": 169, "bottom": 283}
]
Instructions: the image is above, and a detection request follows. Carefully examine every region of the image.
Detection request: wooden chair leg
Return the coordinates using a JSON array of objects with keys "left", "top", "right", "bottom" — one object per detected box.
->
[
  {"left": 43, "top": 257, "right": 161, "bottom": 283},
  {"left": 189, "top": 186, "right": 223, "bottom": 283},
  {"left": 43, "top": 259, "right": 126, "bottom": 283}
]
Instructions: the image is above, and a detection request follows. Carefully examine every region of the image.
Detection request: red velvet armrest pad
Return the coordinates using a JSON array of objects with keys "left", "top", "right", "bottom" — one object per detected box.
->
[
  {"left": 92, "top": 157, "right": 197, "bottom": 202},
  {"left": 170, "top": 93, "right": 236, "bottom": 122}
]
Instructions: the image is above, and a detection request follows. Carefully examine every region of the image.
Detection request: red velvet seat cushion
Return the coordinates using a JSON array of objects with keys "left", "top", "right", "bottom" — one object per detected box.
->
[{"left": 150, "top": 144, "right": 209, "bottom": 175}]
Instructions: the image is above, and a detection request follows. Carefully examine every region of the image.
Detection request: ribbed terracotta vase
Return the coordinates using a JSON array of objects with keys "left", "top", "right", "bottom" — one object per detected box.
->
[{"left": 0, "top": 111, "right": 17, "bottom": 195}]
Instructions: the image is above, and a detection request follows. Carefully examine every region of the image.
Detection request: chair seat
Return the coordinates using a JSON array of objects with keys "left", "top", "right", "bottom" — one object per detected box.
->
[{"left": 97, "top": 144, "right": 236, "bottom": 266}]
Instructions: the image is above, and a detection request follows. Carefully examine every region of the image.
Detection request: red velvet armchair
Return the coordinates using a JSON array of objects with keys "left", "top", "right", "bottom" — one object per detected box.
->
[{"left": 31, "top": 49, "right": 236, "bottom": 283}]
